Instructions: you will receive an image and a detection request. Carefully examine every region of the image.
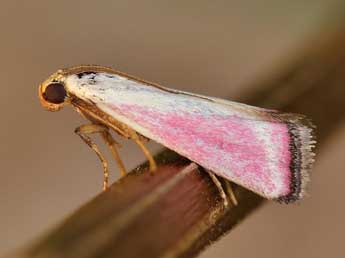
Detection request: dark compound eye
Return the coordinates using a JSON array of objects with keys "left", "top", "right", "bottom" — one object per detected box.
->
[{"left": 43, "top": 83, "right": 67, "bottom": 104}]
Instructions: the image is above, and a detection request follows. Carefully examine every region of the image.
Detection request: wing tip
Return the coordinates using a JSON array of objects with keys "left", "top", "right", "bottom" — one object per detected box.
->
[{"left": 275, "top": 114, "right": 316, "bottom": 203}]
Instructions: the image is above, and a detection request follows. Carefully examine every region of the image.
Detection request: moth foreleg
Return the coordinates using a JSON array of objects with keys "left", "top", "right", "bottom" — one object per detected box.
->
[
  {"left": 75, "top": 124, "right": 110, "bottom": 190},
  {"left": 100, "top": 130, "right": 127, "bottom": 177}
]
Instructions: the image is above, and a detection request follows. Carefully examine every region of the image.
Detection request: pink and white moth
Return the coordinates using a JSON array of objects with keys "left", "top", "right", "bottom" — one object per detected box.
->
[{"left": 38, "top": 65, "right": 316, "bottom": 203}]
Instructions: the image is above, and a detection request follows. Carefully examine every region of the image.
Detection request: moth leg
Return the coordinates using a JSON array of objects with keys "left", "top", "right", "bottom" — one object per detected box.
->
[
  {"left": 75, "top": 124, "right": 110, "bottom": 190},
  {"left": 100, "top": 130, "right": 127, "bottom": 177},
  {"left": 129, "top": 130, "right": 157, "bottom": 172},
  {"left": 135, "top": 138, "right": 157, "bottom": 172},
  {"left": 223, "top": 180, "right": 238, "bottom": 206},
  {"left": 205, "top": 170, "right": 229, "bottom": 208}
]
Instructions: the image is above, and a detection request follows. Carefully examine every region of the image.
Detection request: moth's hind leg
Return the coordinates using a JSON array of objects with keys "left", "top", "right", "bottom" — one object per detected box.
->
[
  {"left": 205, "top": 170, "right": 238, "bottom": 208},
  {"left": 205, "top": 170, "right": 229, "bottom": 208},
  {"left": 223, "top": 180, "right": 238, "bottom": 206},
  {"left": 75, "top": 124, "right": 110, "bottom": 190}
]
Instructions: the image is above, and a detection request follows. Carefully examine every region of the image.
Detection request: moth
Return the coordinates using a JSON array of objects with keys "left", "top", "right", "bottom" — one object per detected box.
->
[{"left": 38, "top": 65, "right": 315, "bottom": 205}]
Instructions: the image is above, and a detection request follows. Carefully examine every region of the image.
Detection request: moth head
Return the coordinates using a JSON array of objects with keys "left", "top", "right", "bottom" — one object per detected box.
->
[{"left": 38, "top": 71, "right": 69, "bottom": 111}]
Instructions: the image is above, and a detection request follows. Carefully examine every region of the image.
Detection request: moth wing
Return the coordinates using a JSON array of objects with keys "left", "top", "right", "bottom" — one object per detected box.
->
[{"left": 66, "top": 73, "right": 315, "bottom": 202}]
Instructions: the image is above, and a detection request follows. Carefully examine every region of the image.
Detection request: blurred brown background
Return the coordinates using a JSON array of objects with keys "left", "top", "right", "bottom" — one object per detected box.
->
[{"left": 1, "top": 1, "right": 345, "bottom": 257}]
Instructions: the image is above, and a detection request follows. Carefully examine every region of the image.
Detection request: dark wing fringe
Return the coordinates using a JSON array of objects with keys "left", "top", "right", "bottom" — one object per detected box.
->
[{"left": 271, "top": 112, "right": 316, "bottom": 203}]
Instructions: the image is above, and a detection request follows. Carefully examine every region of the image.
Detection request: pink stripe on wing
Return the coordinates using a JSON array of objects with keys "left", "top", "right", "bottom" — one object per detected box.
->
[{"left": 110, "top": 103, "right": 292, "bottom": 198}]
